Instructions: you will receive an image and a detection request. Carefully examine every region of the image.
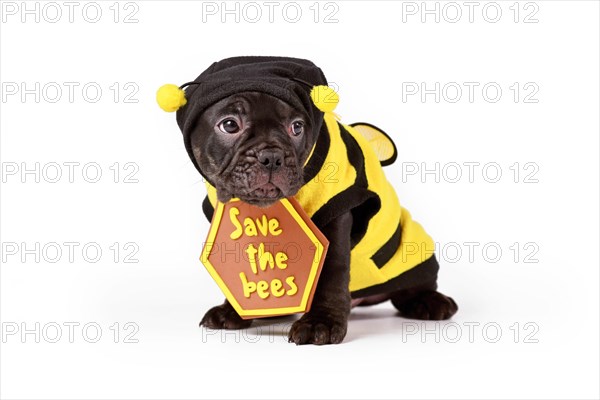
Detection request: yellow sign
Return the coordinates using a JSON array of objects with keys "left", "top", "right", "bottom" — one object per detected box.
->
[{"left": 201, "top": 198, "right": 329, "bottom": 319}]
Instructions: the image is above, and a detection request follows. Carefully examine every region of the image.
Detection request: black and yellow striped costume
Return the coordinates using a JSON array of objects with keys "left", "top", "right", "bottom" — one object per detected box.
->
[
  {"left": 202, "top": 114, "right": 439, "bottom": 298},
  {"left": 157, "top": 56, "right": 440, "bottom": 299}
]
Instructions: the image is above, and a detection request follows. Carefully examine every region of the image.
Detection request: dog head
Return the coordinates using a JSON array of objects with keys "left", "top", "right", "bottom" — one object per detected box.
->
[
  {"left": 169, "top": 57, "right": 332, "bottom": 207},
  {"left": 189, "top": 91, "right": 317, "bottom": 207}
]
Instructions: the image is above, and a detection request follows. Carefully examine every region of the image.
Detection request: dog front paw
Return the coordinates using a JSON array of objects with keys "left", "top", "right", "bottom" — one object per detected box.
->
[
  {"left": 200, "top": 302, "right": 252, "bottom": 330},
  {"left": 288, "top": 312, "right": 348, "bottom": 345}
]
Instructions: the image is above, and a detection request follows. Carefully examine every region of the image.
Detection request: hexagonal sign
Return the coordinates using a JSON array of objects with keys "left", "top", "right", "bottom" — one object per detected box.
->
[{"left": 200, "top": 197, "right": 329, "bottom": 319}]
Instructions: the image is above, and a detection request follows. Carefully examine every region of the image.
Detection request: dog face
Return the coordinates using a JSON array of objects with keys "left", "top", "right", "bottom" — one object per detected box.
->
[{"left": 189, "top": 92, "right": 317, "bottom": 207}]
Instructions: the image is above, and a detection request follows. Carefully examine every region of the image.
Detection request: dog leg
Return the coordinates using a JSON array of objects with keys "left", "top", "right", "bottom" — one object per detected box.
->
[
  {"left": 288, "top": 212, "right": 352, "bottom": 345},
  {"left": 390, "top": 282, "right": 458, "bottom": 320},
  {"left": 200, "top": 299, "right": 253, "bottom": 329}
]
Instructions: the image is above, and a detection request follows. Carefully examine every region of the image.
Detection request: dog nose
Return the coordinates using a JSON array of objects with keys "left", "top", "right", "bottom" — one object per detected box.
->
[{"left": 258, "top": 148, "right": 284, "bottom": 171}]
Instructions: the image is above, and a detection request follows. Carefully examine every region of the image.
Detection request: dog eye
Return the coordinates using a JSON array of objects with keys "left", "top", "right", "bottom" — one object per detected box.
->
[
  {"left": 218, "top": 119, "right": 241, "bottom": 134},
  {"left": 290, "top": 121, "right": 304, "bottom": 136}
]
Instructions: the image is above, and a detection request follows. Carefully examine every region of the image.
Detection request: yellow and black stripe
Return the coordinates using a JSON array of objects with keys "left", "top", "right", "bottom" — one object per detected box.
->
[{"left": 203, "top": 114, "right": 439, "bottom": 298}]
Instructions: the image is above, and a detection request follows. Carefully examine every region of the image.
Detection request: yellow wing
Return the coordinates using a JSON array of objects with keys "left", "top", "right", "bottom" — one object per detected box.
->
[{"left": 350, "top": 123, "right": 397, "bottom": 166}]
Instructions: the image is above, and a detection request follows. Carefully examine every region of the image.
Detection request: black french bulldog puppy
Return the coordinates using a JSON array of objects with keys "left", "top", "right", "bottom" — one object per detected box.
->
[
  {"left": 192, "top": 92, "right": 458, "bottom": 345},
  {"left": 162, "top": 56, "right": 458, "bottom": 345}
]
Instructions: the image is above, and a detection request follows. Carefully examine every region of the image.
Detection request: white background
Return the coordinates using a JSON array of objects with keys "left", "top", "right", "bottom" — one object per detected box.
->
[{"left": 1, "top": 1, "right": 599, "bottom": 399}]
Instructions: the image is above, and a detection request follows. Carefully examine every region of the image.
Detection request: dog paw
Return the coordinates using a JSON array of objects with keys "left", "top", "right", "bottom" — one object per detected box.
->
[
  {"left": 392, "top": 291, "right": 458, "bottom": 320},
  {"left": 288, "top": 313, "right": 348, "bottom": 345},
  {"left": 200, "top": 303, "right": 252, "bottom": 330}
]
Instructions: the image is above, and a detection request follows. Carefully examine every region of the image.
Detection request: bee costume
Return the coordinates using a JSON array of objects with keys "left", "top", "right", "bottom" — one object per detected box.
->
[{"left": 157, "top": 56, "right": 439, "bottom": 299}]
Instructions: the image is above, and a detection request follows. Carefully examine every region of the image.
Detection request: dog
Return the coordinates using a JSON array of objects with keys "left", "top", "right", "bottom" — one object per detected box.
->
[{"left": 161, "top": 56, "right": 458, "bottom": 345}]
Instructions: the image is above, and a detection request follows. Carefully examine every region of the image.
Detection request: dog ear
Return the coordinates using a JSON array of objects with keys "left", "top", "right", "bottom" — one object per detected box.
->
[{"left": 350, "top": 123, "right": 397, "bottom": 166}]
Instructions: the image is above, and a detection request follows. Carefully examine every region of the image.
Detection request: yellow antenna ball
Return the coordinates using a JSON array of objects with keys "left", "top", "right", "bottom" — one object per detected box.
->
[
  {"left": 156, "top": 84, "right": 187, "bottom": 112},
  {"left": 310, "top": 85, "right": 339, "bottom": 113}
]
